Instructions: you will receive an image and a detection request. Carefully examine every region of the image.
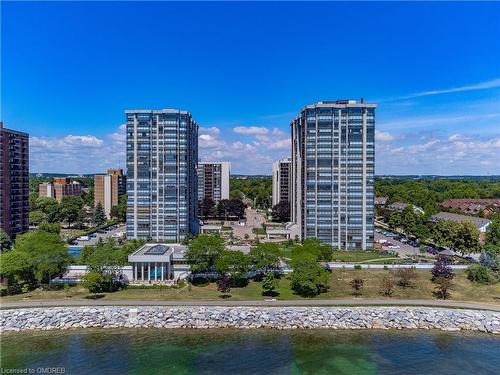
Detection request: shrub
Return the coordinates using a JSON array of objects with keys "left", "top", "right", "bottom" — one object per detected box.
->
[
  {"left": 380, "top": 276, "right": 395, "bottom": 297},
  {"left": 433, "top": 277, "right": 452, "bottom": 299},
  {"left": 431, "top": 256, "right": 455, "bottom": 281},
  {"left": 350, "top": 278, "right": 364, "bottom": 296},
  {"left": 81, "top": 272, "right": 104, "bottom": 295},
  {"left": 354, "top": 265, "right": 362, "bottom": 270},
  {"left": 466, "top": 265, "right": 493, "bottom": 284},
  {"left": 396, "top": 268, "right": 416, "bottom": 287},
  {"left": 216, "top": 275, "right": 231, "bottom": 298}
]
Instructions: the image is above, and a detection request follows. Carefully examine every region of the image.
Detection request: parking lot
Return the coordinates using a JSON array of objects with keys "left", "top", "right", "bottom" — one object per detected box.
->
[
  {"left": 374, "top": 231, "right": 423, "bottom": 258},
  {"left": 72, "top": 224, "right": 126, "bottom": 246}
]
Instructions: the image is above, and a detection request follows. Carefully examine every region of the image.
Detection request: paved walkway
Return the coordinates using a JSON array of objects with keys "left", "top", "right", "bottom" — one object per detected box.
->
[{"left": 2, "top": 299, "right": 499, "bottom": 311}]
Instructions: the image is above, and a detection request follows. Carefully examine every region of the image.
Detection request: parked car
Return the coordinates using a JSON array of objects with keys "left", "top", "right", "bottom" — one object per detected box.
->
[{"left": 387, "top": 245, "right": 400, "bottom": 249}]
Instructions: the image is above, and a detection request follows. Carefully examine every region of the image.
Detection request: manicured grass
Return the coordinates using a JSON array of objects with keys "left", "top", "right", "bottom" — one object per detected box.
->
[
  {"left": 2, "top": 270, "right": 498, "bottom": 304},
  {"left": 330, "top": 251, "right": 395, "bottom": 263}
]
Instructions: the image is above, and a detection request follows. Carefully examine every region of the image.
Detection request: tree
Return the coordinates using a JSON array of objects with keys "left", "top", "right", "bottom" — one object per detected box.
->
[
  {"left": 261, "top": 272, "right": 279, "bottom": 296},
  {"left": 118, "top": 194, "right": 127, "bottom": 222},
  {"left": 401, "top": 205, "right": 418, "bottom": 235},
  {"left": 199, "top": 197, "right": 216, "bottom": 219},
  {"left": 36, "top": 196, "right": 60, "bottom": 223},
  {"left": 380, "top": 276, "right": 395, "bottom": 297},
  {"left": 216, "top": 274, "right": 231, "bottom": 298},
  {"left": 81, "top": 272, "right": 104, "bottom": 297},
  {"left": 29, "top": 210, "right": 47, "bottom": 227},
  {"left": 0, "top": 229, "right": 12, "bottom": 252},
  {"left": 216, "top": 199, "right": 245, "bottom": 219},
  {"left": 255, "top": 192, "right": 272, "bottom": 210},
  {"left": 60, "top": 196, "right": 83, "bottom": 228},
  {"left": 453, "top": 222, "right": 480, "bottom": 256},
  {"left": 110, "top": 205, "right": 120, "bottom": 221},
  {"left": 395, "top": 268, "right": 416, "bottom": 287},
  {"left": 271, "top": 200, "right": 290, "bottom": 223},
  {"left": 0, "top": 251, "right": 34, "bottom": 293},
  {"left": 38, "top": 221, "right": 61, "bottom": 234},
  {"left": 387, "top": 211, "right": 402, "bottom": 231},
  {"left": 248, "top": 244, "right": 280, "bottom": 272},
  {"left": 185, "top": 234, "right": 225, "bottom": 274},
  {"left": 92, "top": 202, "right": 107, "bottom": 227},
  {"left": 290, "top": 259, "right": 329, "bottom": 297},
  {"left": 350, "top": 278, "right": 364, "bottom": 296},
  {"left": 215, "top": 250, "right": 248, "bottom": 280},
  {"left": 431, "top": 255, "right": 455, "bottom": 281},
  {"left": 486, "top": 216, "right": 500, "bottom": 247},
  {"left": 479, "top": 249, "right": 499, "bottom": 271},
  {"left": 14, "top": 230, "right": 70, "bottom": 283},
  {"left": 433, "top": 277, "right": 452, "bottom": 299}
]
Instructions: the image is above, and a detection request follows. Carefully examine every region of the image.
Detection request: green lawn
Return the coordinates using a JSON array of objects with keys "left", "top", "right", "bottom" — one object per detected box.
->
[
  {"left": 2, "top": 270, "right": 498, "bottom": 305},
  {"left": 330, "top": 251, "right": 396, "bottom": 263}
]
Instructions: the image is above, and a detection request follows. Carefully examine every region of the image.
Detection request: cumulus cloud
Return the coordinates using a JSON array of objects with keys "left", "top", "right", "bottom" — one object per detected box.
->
[
  {"left": 233, "top": 126, "right": 269, "bottom": 135},
  {"left": 375, "top": 131, "right": 394, "bottom": 142},
  {"left": 376, "top": 133, "right": 500, "bottom": 175},
  {"left": 199, "top": 126, "right": 220, "bottom": 136}
]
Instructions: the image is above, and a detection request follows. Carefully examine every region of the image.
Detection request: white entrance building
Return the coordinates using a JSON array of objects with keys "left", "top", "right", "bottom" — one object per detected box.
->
[{"left": 128, "top": 243, "right": 190, "bottom": 284}]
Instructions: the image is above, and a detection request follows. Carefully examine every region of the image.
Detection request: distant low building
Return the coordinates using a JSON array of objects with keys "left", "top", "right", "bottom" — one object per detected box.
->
[
  {"left": 430, "top": 212, "right": 491, "bottom": 243},
  {"left": 440, "top": 199, "right": 500, "bottom": 216},
  {"left": 39, "top": 178, "right": 82, "bottom": 202},
  {"left": 375, "top": 197, "right": 388, "bottom": 206},
  {"left": 387, "top": 202, "right": 424, "bottom": 215}
]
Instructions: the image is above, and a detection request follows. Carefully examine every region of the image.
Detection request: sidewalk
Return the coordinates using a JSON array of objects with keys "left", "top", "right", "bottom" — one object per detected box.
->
[{"left": 2, "top": 298, "right": 499, "bottom": 311}]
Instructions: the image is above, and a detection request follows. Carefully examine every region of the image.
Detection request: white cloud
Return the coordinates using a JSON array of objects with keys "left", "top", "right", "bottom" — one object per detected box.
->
[
  {"left": 233, "top": 126, "right": 269, "bottom": 135},
  {"left": 199, "top": 126, "right": 220, "bottom": 136},
  {"left": 375, "top": 131, "right": 394, "bottom": 142},
  {"left": 383, "top": 77, "right": 500, "bottom": 102},
  {"left": 376, "top": 133, "right": 500, "bottom": 175}
]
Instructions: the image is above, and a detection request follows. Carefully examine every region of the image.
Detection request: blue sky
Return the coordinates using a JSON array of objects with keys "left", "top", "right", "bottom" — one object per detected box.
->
[{"left": 2, "top": 1, "right": 499, "bottom": 175}]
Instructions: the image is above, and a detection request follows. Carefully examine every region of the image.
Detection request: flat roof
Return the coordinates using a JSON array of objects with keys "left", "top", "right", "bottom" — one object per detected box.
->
[
  {"left": 125, "top": 109, "right": 191, "bottom": 115},
  {"left": 129, "top": 243, "right": 186, "bottom": 262}
]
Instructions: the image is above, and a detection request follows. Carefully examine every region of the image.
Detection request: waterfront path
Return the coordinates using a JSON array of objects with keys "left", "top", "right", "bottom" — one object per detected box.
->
[{"left": 1, "top": 298, "right": 499, "bottom": 312}]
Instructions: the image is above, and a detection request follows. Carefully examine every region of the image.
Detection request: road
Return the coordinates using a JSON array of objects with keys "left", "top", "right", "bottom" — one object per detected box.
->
[
  {"left": 73, "top": 224, "right": 126, "bottom": 246},
  {"left": 1, "top": 299, "right": 499, "bottom": 311}
]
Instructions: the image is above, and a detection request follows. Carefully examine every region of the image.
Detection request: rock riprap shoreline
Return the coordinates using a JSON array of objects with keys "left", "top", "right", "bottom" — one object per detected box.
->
[{"left": 1, "top": 306, "right": 499, "bottom": 333}]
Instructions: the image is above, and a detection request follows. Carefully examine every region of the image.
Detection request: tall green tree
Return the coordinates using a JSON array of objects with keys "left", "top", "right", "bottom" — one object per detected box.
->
[
  {"left": 0, "top": 229, "right": 12, "bottom": 251},
  {"left": 486, "top": 216, "right": 500, "bottom": 247},
  {"left": 92, "top": 202, "right": 107, "bottom": 227},
  {"left": 185, "top": 234, "right": 225, "bottom": 273},
  {"left": 261, "top": 272, "right": 279, "bottom": 296},
  {"left": 248, "top": 243, "right": 280, "bottom": 272},
  {"left": 290, "top": 259, "right": 329, "bottom": 297},
  {"left": 215, "top": 250, "right": 248, "bottom": 279},
  {"left": 60, "top": 196, "right": 83, "bottom": 228},
  {"left": 271, "top": 200, "right": 290, "bottom": 223},
  {"left": 13, "top": 230, "right": 70, "bottom": 284}
]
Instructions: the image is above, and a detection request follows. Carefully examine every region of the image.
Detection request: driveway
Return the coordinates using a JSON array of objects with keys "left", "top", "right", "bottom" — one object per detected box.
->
[
  {"left": 73, "top": 224, "right": 126, "bottom": 246},
  {"left": 232, "top": 208, "right": 267, "bottom": 239}
]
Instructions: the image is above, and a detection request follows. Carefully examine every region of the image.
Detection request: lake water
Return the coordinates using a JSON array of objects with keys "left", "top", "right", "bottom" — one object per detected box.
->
[{"left": 1, "top": 329, "right": 499, "bottom": 374}]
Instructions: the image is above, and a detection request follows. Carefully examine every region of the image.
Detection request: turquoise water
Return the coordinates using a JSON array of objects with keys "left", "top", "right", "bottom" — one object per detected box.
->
[
  {"left": 1, "top": 329, "right": 499, "bottom": 374},
  {"left": 67, "top": 247, "right": 82, "bottom": 257}
]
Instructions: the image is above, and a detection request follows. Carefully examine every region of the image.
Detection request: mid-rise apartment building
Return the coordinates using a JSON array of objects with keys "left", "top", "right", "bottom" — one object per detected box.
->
[
  {"left": 94, "top": 168, "right": 126, "bottom": 218},
  {"left": 126, "top": 109, "right": 199, "bottom": 242},
  {"left": 0, "top": 123, "right": 29, "bottom": 239},
  {"left": 197, "top": 161, "right": 230, "bottom": 204},
  {"left": 39, "top": 178, "right": 82, "bottom": 202},
  {"left": 291, "top": 100, "right": 375, "bottom": 250},
  {"left": 272, "top": 157, "right": 292, "bottom": 208}
]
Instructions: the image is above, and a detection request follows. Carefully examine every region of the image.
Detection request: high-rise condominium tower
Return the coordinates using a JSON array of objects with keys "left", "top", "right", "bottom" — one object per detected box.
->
[
  {"left": 197, "top": 162, "right": 231, "bottom": 204},
  {"left": 272, "top": 157, "right": 292, "bottom": 208},
  {"left": 291, "top": 100, "right": 375, "bottom": 250},
  {"left": 125, "top": 109, "right": 199, "bottom": 242},
  {"left": 94, "top": 168, "right": 127, "bottom": 218},
  {"left": 0, "top": 123, "right": 29, "bottom": 239}
]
